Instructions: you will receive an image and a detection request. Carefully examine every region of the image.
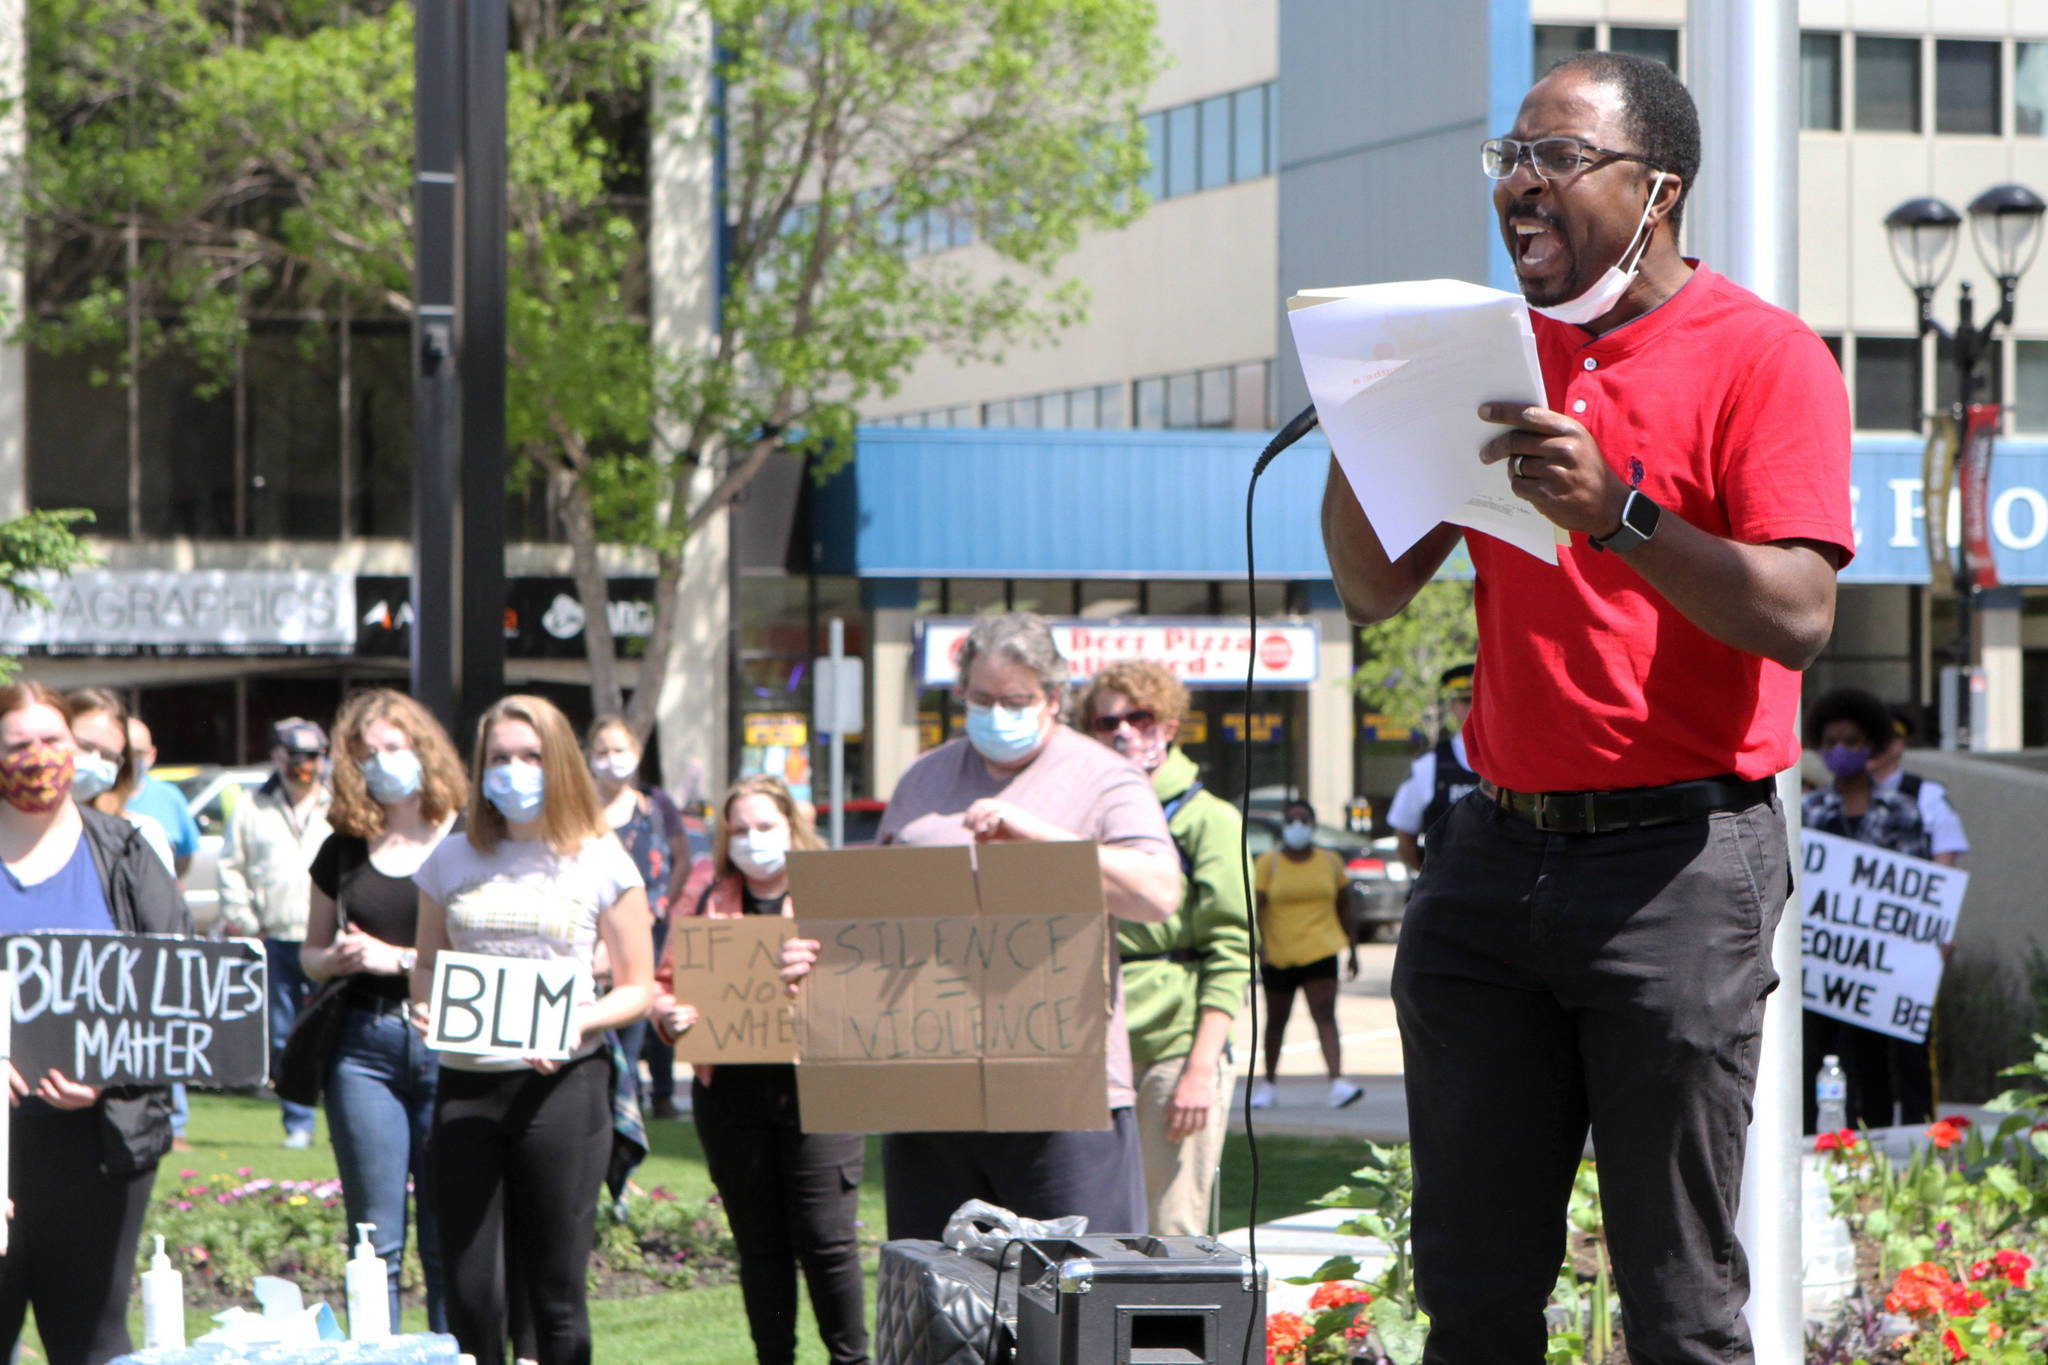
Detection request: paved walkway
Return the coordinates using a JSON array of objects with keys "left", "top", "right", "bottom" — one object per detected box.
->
[{"left": 1223, "top": 941, "right": 1411, "bottom": 1143}]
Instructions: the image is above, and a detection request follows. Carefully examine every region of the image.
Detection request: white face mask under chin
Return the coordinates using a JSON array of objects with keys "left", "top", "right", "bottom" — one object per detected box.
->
[{"left": 1530, "top": 171, "right": 1666, "bottom": 326}]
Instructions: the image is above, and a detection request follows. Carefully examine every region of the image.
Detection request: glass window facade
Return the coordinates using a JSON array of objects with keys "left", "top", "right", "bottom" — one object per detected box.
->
[
  {"left": 1935, "top": 40, "right": 2000, "bottom": 134},
  {"left": 1533, "top": 25, "right": 1594, "bottom": 77},
  {"left": 2020, "top": 43, "right": 2048, "bottom": 136},
  {"left": 1138, "top": 81, "right": 1278, "bottom": 207},
  {"left": 1856, "top": 36, "right": 1922, "bottom": 132},
  {"left": 2014, "top": 341, "right": 2048, "bottom": 431},
  {"left": 1610, "top": 27, "right": 1678, "bottom": 70},
  {"left": 1856, "top": 337, "right": 1922, "bottom": 431},
  {"left": 1801, "top": 32, "right": 1843, "bottom": 130}
]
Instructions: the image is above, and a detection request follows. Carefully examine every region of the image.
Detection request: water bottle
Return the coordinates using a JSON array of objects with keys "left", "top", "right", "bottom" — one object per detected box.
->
[
  {"left": 345, "top": 1222, "right": 392, "bottom": 1343},
  {"left": 1815, "top": 1054, "right": 1848, "bottom": 1133},
  {"left": 141, "top": 1233, "right": 186, "bottom": 1350}
]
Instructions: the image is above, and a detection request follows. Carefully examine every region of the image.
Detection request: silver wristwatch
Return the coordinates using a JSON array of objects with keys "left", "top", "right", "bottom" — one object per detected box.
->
[{"left": 1590, "top": 488, "right": 1661, "bottom": 554}]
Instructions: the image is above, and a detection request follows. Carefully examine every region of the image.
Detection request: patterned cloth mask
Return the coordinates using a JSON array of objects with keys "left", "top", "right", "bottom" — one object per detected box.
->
[{"left": 0, "top": 741, "right": 75, "bottom": 813}]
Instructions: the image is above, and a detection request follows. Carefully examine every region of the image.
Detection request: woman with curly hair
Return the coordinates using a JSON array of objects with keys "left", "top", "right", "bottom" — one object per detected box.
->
[{"left": 301, "top": 688, "right": 468, "bottom": 1331}]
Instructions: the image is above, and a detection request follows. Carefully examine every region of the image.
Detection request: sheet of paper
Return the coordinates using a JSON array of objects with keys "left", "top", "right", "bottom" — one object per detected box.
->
[{"left": 1287, "top": 278, "right": 1564, "bottom": 564}]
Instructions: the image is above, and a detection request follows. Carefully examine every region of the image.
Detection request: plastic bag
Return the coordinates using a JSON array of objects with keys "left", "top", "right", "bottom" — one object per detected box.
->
[{"left": 940, "top": 1200, "right": 1087, "bottom": 1268}]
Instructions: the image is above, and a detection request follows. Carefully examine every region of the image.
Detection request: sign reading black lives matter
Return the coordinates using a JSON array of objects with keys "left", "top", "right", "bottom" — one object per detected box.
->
[
  {"left": 1800, "top": 830, "right": 1969, "bottom": 1044},
  {"left": 5, "top": 934, "right": 270, "bottom": 1087},
  {"left": 426, "top": 951, "right": 584, "bottom": 1060}
]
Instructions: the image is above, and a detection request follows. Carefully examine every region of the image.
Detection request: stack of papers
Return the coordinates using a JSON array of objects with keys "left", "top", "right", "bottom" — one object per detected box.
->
[{"left": 1287, "top": 279, "right": 1566, "bottom": 564}]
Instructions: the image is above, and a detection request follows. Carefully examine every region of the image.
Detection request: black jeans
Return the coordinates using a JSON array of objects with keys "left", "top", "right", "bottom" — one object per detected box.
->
[
  {"left": 693, "top": 1066, "right": 868, "bottom": 1365},
  {"left": 1391, "top": 792, "right": 1788, "bottom": 1365},
  {"left": 0, "top": 1107, "right": 156, "bottom": 1365},
  {"left": 431, "top": 1052, "right": 611, "bottom": 1365},
  {"left": 881, "top": 1107, "right": 1147, "bottom": 1242}
]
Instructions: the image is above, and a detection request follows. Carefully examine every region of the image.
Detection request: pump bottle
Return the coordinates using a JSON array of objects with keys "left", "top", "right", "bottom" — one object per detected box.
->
[
  {"left": 142, "top": 1234, "right": 185, "bottom": 1350},
  {"left": 345, "top": 1223, "right": 392, "bottom": 1343}
]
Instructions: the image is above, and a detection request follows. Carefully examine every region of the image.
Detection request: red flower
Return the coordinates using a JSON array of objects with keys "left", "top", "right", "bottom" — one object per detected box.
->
[
  {"left": 1886, "top": 1262, "right": 1954, "bottom": 1318},
  {"left": 1993, "top": 1249, "right": 2032, "bottom": 1288},
  {"left": 1944, "top": 1326, "right": 1966, "bottom": 1362},
  {"left": 1308, "top": 1281, "right": 1372, "bottom": 1310},
  {"left": 1266, "top": 1311, "right": 1310, "bottom": 1364},
  {"left": 1944, "top": 1114, "right": 1973, "bottom": 1128},
  {"left": 1968, "top": 1260, "right": 1992, "bottom": 1281},
  {"left": 1942, "top": 1283, "right": 1988, "bottom": 1318},
  {"left": 1927, "top": 1120, "right": 1962, "bottom": 1149},
  {"left": 1815, "top": 1131, "right": 1841, "bottom": 1153}
]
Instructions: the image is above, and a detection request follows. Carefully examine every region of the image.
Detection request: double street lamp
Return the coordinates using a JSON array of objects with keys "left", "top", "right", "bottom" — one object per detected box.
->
[{"left": 1884, "top": 183, "right": 2048, "bottom": 749}]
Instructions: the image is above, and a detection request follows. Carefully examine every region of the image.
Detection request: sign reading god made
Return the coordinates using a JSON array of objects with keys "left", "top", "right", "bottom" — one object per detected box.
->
[
  {"left": 1799, "top": 830, "right": 1969, "bottom": 1044},
  {"left": 789, "top": 842, "right": 1112, "bottom": 1134},
  {"left": 4, "top": 934, "right": 269, "bottom": 1087},
  {"left": 427, "top": 951, "right": 584, "bottom": 1060},
  {"left": 668, "top": 917, "right": 799, "bottom": 1065}
]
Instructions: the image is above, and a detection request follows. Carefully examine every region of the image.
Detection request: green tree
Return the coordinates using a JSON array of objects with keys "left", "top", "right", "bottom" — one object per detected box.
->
[
  {"left": 1351, "top": 580, "right": 1477, "bottom": 741},
  {"left": 0, "top": 510, "right": 100, "bottom": 682},
  {"left": 25, "top": 0, "right": 1160, "bottom": 735}
]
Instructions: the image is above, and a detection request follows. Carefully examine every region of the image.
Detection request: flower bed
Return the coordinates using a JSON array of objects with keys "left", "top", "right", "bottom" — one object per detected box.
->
[
  {"left": 142, "top": 1170, "right": 737, "bottom": 1309},
  {"left": 1273, "top": 1036, "right": 2048, "bottom": 1365}
]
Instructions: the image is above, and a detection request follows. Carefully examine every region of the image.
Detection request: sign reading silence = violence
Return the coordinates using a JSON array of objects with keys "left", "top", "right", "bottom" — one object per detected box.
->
[
  {"left": 1799, "top": 829, "right": 1968, "bottom": 1046},
  {"left": 4, "top": 934, "right": 269, "bottom": 1087}
]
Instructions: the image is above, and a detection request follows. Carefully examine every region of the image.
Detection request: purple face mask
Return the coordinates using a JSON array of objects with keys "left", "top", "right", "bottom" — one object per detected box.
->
[{"left": 1823, "top": 744, "right": 1869, "bottom": 780}]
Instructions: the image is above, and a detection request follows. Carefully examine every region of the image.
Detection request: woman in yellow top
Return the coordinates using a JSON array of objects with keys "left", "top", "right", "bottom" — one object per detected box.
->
[{"left": 1251, "top": 800, "right": 1361, "bottom": 1110}]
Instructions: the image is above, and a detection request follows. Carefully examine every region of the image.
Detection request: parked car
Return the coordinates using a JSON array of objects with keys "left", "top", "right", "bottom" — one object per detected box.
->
[
  {"left": 1243, "top": 814, "right": 1409, "bottom": 940},
  {"left": 154, "top": 764, "right": 271, "bottom": 933}
]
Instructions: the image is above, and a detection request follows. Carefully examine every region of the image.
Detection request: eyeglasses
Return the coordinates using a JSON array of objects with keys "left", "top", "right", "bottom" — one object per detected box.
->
[
  {"left": 1088, "top": 709, "right": 1158, "bottom": 735},
  {"left": 282, "top": 749, "right": 325, "bottom": 761},
  {"left": 1481, "top": 137, "right": 1656, "bottom": 182}
]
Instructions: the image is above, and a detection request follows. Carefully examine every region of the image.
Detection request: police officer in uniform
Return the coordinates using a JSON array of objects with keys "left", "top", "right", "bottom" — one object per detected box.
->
[{"left": 1388, "top": 665, "right": 1481, "bottom": 875}]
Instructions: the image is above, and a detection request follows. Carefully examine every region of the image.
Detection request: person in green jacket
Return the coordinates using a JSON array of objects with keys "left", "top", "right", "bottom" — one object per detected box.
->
[{"left": 1077, "top": 659, "right": 1252, "bottom": 1235}]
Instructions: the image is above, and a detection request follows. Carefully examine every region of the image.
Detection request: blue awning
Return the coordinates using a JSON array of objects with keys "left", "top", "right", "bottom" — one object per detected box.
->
[{"left": 818, "top": 426, "right": 2048, "bottom": 586}]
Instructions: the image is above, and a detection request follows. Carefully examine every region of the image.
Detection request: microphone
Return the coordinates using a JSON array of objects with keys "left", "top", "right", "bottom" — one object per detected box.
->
[{"left": 1252, "top": 403, "right": 1321, "bottom": 477}]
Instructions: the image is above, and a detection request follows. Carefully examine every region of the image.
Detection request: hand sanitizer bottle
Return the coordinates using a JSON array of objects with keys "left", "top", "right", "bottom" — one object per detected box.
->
[
  {"left": 345, "top": 1223, "right": 392, "bottom": 1343},
  {"left": 1815, "top": 1053, "right": 1848, "bottom": 1134},
  {"left": 142, "top": 1234, "right": 186, "bottom": 1350}
]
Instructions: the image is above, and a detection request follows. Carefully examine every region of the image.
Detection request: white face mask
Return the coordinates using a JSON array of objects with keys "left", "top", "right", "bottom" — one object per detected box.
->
[
  {"left": 1281, "top": 821, "right": 1315, "bottom": 850},
  {"left": 1530, "top": 171, "right": 1667, "bottom": 326},
  {"left": 730, "top": 828, "right": 790, "bottom": 880},
  {"left": 71, "top": 752, "right": 119, "bottom": 802},
  {"left": 592, "top": 751, "right": 639, "bottom": 782}
]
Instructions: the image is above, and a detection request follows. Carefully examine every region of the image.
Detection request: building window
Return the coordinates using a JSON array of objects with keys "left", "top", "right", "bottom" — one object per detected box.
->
[
  {"left": 1936, "top": 334, "right": 2004, "bottom": 411},
  {"left": 2020, "top": 43, "right": 2048, "bottom": 136},
  {"left": 1198, "top": 94, "right": 1232, "bottom": 190},
  {"left": 2015, "top": 341, "right": 2048, "bottom": 431},
  {"left": 1134, "top": 377, "right": 1165, "bottom": 428},
  {"left": 1801, "top": 32, "right": 1842, "bottom": 131},
  {"left": 1610, "top": 27, "right": 1678, "bottom": 71},
  {"left": 1198, "top": 366, "right": 1231, "bottom": 428},
  {"left": 1039, "top": 390, "right": 1069, "bottom": 430},
  {"left": 1856, "top": 36, "right": 1921, "bottom": 133},
  {"left": 1534, "top": 25, "right": 1593, "bottom": 77},
  {"left": 1233, "top": 85, "right": 1268, "bottom": 180},
  {"left": 1166, "top": 371, "right": 1198, "bottom": 428},
  {"left": 1935, "top": 40, "right": 2000, "bottom": 135},
  {"left": 1819, "top": 334, "right": 1844, "bottom": 369},
  {"left": 1138, "top": 112, "right": 1165, "bottom": 200},
  {"left": 1855, "top": 337, "right": 1922, "bottom": 431},
  {"left": 1165, "top": 104, "right": 1198, "bottom": 198}
]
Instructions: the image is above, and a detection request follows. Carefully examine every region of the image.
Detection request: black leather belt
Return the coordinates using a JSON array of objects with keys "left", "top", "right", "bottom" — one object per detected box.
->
[
  {"left": 349, "top": 993, "right": 413, "bottom": 1018},
  {"left": 1121, "top": 948, "right": 1199, "bottom": 965},
  {"left": 1479, "top": 776, "right": 1772, "bottom": 835}
]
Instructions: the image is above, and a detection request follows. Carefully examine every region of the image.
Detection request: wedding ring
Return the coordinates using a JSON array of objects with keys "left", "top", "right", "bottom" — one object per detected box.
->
[{"left": 1513, "top": 454, "right": 1527, "bottom": 478}]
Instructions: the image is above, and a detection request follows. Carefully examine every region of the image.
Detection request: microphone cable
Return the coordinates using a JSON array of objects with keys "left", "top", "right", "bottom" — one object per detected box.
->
[{"left": 1235, "top": 402, "right": 1320, "bottom": 1365}]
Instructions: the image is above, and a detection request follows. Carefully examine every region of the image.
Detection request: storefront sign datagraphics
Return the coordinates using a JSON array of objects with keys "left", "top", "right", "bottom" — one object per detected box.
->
[{"left": 0, "top": 570, "right": 354, "bottom": 653}]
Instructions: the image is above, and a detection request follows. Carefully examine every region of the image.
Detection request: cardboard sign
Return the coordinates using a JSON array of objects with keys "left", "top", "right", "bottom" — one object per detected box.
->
[
  {"left": 4, "top": 934, "right": 269, "bottom": 1087},
  {"left": 426, "top": 951, "right": 583, "bottom": 1060},
  {"left": 789, "top": 842, "right": 1112, "bottom": 1134},
  {"left": 1799, "top": 830, "right": 1969, "bottom": 1044},
  {"left": 668, "top": 917, "right": 799, "bottom": 1064}
]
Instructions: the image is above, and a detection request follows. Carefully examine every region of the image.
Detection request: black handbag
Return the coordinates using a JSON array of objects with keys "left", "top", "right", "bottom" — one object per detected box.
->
[{"left": 273, "top": 973, "right": 353, "bottom": 1107}]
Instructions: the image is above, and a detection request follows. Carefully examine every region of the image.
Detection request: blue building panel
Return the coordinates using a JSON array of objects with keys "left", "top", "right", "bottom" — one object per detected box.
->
[{"left": 821, "top": 427, "right": 2048, "bottom": 587}]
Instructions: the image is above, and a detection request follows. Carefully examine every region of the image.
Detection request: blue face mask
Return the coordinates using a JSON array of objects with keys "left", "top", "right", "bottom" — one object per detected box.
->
[
  {"left": 483, "top": 760, "right": 546, "bottom": 824},
  {"left": 71, "top": 753, "right": 119, "bottom": 802},
  {"left": 363, "top": 748, "right": 423, "bottom": 804},
  {"left": 964, "top": 702, "right": 1047, "bottom": 765}
]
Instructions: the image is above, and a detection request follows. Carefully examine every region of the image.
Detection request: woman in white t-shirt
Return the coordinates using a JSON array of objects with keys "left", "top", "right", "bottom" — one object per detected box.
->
[{"left": 410, "top": 695, "right": 652, "bottom": 1365}]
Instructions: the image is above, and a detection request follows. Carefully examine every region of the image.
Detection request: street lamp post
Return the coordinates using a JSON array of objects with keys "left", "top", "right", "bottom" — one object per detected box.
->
[{"left": 1884, "top": 183, "right": 2046, "bottom": 749}]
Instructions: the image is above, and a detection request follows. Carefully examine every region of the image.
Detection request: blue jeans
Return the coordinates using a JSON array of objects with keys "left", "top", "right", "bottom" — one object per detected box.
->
[
  {"left": 325, "top": 1002, "right": 446, "bottom": 1332},
  {"left": 265, "top": 939, "right": 317, "bottom": 1138}
]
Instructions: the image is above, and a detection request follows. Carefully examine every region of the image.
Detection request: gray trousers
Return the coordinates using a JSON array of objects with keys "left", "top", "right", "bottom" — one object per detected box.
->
[{"left": 1392, "top": 791, "right": 1789, "bottom": 1365}]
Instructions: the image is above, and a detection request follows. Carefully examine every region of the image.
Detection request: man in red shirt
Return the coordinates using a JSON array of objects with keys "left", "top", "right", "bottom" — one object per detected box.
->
[{"left": 1321, "top": 52, "right": 1853, "bottom": 1364}]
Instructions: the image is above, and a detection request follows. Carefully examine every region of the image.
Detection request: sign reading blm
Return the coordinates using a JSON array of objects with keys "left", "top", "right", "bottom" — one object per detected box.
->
[
  {"left": 427, "top": 951, "right": 584, "bottom": 1060},
  {"left": 1799, "top": 830, "right": 1969, "bottom": 1044},
  {"left": 5, "top": 934, "right": 269, "bottom": 1087}
]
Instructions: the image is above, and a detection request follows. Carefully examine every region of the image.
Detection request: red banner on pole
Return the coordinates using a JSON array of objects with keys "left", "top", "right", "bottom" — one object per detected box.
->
[{"left": 1959, "top": 403, "right": 2001, "bottom": 589}]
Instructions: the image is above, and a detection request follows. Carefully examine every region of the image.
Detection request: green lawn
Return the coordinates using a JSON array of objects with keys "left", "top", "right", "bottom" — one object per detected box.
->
[{"left": 56, "top": 1093, "right": 1358, "bottom": 1364}]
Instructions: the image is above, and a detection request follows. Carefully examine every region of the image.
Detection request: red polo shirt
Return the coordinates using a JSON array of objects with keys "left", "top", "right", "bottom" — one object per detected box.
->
[{"left": 1461, "top": 263, "right": 1854, "bottom": 793}]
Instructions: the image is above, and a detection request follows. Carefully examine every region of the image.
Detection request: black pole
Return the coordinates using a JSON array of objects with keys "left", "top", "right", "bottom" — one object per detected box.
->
[
  {"left": 411, "top": 0, "right": 460, "bottom": 733},
  {"left": 457, "top": 0, "right": 508, "bottom": 744}
]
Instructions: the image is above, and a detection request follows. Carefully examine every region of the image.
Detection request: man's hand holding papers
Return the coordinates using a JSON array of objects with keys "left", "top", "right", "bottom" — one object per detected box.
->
[
  {"left": 1287, "top": 279, "right": 1568, "bottom": 565},
  {"left": 1477, "top": 401, "right": 1631, "bottom": 540}
]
